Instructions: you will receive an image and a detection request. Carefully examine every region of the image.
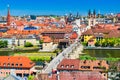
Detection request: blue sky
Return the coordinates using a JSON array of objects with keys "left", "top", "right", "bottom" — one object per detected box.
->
[{"left": 0, "top": 0, "right": 120, "bottom": 16}]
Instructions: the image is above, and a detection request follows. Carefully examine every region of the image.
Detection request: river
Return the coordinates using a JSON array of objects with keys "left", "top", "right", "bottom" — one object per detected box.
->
[
  {"left": 83, "top": 49, "right": 120, "bottom": 58},
  {"left": 0, "top": 48, "right": 120, "bottom": 58}
]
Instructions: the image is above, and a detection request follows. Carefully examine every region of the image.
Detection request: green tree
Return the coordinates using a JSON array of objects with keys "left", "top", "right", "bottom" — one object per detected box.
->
[
  {"left": 24, "top": 42, "right": 33, "bottom": 47},
  {"left": 95, "top": 41, "right": 100, "bottom": 47},
  {"left": 39, "top": 40, "right": 44, "bottom": 44},
  {"left": 82, "top": 42, "right": 88, "bottom": 46},
  {"left": 80, "top": 55, "right": 96, "bottom": 60},
  {"left": 0, "top": 40, "right": 8, "bottom": 48}
]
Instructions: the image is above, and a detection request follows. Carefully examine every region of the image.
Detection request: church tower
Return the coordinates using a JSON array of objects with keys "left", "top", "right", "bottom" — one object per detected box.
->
[
  {"left": 75, "top": 12, "right": 81, "bottom": 27},
  {"left": 88, "top": 9, "right": 96, "bottom": 27},
  {"left": 7, "top": 5, "right": 11, "bottom": 26}
]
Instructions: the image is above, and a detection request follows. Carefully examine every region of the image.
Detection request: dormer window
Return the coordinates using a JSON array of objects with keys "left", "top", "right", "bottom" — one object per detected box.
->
[
  {"left": 20, "top": 64, "right": 22, "bottom": 67},
  {"left": 71, "top": 65, "right": 74, "bottom": 68},
  {"left": 16, "top": 64, "right": 18, "bottom": 67},
  {"left": 66, "top": 65, "right": 69, "bottom": 68},
  {"left": 7, "top": 63, "right": 10, "bottom": 66},
  {"left": 11, "top": 63, "right": 14, "bottom": 67},
  {"left": 61, "top": 65, "right": 64, "bottom": 68},
  {"left": 3, "top": 63, "right": 6, "bottom": 66}
]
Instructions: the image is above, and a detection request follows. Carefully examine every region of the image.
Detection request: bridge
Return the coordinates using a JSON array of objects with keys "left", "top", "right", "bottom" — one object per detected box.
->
[{"left": 43, "top": 37, "right": 80, "bottom": 73}]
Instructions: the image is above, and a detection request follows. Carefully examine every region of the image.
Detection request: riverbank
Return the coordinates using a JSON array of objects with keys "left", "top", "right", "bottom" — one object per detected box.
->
[
  {"left": 0, "top": 47, "right": 40, "bottom": 52},
  {"left": 84, "top": 47, "right": 120, "bottom": 50}
]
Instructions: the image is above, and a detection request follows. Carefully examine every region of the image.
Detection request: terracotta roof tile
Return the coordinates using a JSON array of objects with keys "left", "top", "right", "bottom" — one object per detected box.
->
[
  {"left": 82, "top": 29, "right": 93, "bottom": 35},
  {"left": 57, "top": 59, "right": 80, "bottom": 70},
  {"left": 0, "top": 56, "right": 35, "bottom": 68},
  {"left": 42, "top": 36, "right": 52, "bottom": 43}
]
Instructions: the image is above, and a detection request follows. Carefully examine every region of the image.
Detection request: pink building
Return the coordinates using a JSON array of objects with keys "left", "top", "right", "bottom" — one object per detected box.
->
[{"left": 0, "top": 56, "right": 35, "bottom": 78}]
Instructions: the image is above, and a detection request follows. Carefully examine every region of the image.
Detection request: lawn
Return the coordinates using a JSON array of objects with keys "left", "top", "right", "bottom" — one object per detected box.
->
[
  {"left": 14, "top": 52, "right": 56, "bottom": 62},
  {"left": 14, "top": 52, "right": 56, "bottom": 56}
]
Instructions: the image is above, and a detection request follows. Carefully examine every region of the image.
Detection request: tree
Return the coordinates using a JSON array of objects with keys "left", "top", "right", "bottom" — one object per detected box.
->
[
  {"left": 0, "top": 40, "right": 8, "bottom": 48},
  {"left": 80, "top": 55, "right": 97, "bottom": 60},
  {"left": 39, "top": 40, "right": 44, "bottom": 44},
  {"left": 95, "top": 41, "right": 101, "bottom": 47},
  {"left": 82, "top": 42, "right": 88, "bottom": 46},
  {"left": 24, "top": 42, "right": 33, "bottom": 47}
]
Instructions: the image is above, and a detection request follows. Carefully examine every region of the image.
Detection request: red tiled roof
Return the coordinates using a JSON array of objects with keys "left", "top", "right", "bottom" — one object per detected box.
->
[
  {"left": 57, "top": 59, "right": 109, "bottom": 71},
  {"left": 117, "top": 13, "right": 120, "bottom": 17},
  {"left": 92, "top": 29, "right": 110, "bottom": 34},
  {"left": 82, "top": 29, "right": 93, "bottom": 35},
  {"left": 0, "top": 56, "right": 35, "bottom": 68},
  {"left": 42, "top": 36, "right": 52, "bottom": 43},
  {"left": 106, "top": 30, "right": 120, "bottom": 38},
  {"left": 57, "top": 59, "right": 80, "bottom": 70}
]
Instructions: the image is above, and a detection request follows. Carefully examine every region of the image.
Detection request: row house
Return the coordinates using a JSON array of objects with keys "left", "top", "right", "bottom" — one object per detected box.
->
[
  {"left": 0, "top": 56, "right": 35, "bottom": 78},
  {"left": 57, "top": 59, "right": 109, "bottom": 79},
  {"left": 34, "top": 59, "right": 109, "bottom": 80}
]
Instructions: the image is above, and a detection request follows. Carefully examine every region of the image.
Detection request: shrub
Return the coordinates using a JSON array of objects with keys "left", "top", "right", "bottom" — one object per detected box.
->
[
  {"left": 29, "top": 56, "right": 51, "bottom": 62},
  {"left": 24, "top": 42, "right": 33, "bottom": 47},
  {"left": 80, "top": 55, "right": 97, "bottom": 60},
  {"left": 39, "top": 40, "right": 44, "bottom": 44},
  {"left": 53, "top": 49, "right": 61, "bottom": 53},
  {"left": 82, "top": 42, "right": 88, "bottom": 46},
  {"left": 0, "top": 40, "right": 8, "bottom": 48}
]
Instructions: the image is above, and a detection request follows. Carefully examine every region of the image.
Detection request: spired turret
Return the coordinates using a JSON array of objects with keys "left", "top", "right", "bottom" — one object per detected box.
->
[{"left": 7, "top": 5, "right": 11, "bottom": 26}]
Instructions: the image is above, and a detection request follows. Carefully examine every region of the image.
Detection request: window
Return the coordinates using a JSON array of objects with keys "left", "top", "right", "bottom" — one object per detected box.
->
[
  {"left": 16, "top": 64, "right": 18, "bottom": 67},
  {"left": 66, "top": 65, "right": 69, "bottom": 68},
  {"left": 3, "top": 63, "right": 6, "bottom": 66},
  {"left": 98, "top": 63, "right": 101, "bottom": 66},
  {"left": 45, "top": 43, "right": 47, "bottom": 46},
  {"left": 7, "top": 63, "right": 10, "bottom": 66},
  {"left": 11, "top": 63, "right": 14, "bottom": 67},
  {"left": 71, "top": 65, "right": 74, "bottom": 68},
  {"left": 83, "top": 61, "right": 86, "bottom": 64},
  {"left": 20, "top": 64, "right": 22, "bottom": 67},
  {"left": 81, "top": 66, "right": 90, "bottom": 69},
  {"left": 61, "top": 65, "right": 64, "bottom": 68}
]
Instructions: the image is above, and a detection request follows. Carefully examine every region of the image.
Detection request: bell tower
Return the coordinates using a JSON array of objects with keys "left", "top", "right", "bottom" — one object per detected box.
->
[
  {"left": 88, "top": 9, "right": 96, "bottom": 27},
  {"left": 7, "top": 5, "right": 11, "bottom": 26}
]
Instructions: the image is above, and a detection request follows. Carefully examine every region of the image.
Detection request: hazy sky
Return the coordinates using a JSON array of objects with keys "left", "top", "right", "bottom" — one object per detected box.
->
[{"left": 0, "top": 0, "right": 120, "bottom": 16}]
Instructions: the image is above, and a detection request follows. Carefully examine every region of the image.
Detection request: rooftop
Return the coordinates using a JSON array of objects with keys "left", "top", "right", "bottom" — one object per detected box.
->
[{"left": 0, "top": 56, "right": 35, "bottom": 68}]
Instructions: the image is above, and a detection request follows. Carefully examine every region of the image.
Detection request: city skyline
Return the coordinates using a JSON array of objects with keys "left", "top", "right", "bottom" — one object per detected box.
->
[{"left": 0, "top": 0, "right": 120, "bottom": 16}]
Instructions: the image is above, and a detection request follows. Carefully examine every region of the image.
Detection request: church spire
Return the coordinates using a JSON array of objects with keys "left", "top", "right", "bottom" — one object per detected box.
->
[
  {"left": 93, "top": 9, "right": 96, "bottom": 18},
  {"left": 76, "top": 12, "right": 80, "bottom": 19},
  {"left": 7, "top": 4, "right": 11, "bottom": 26},
  {"left": 88, "top": 9, "right": 91, "bottom": 18}
]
